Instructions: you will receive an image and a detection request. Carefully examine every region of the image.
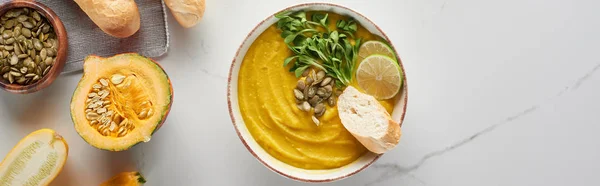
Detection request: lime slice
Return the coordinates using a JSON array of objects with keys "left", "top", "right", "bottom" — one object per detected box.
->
[
  {"left": 0, "top": 129, "right": 68, "bottom": 186},
  {"left": 357, "top": 41, "right": 396, "bottom": 62},
  {"left": 356, "top": 55, "right": 403, "bottom": 99}
]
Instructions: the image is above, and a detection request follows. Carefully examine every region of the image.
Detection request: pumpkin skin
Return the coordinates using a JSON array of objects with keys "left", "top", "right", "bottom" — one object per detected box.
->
[{"left": 71, "top": 53, "right": 173, "bottom": 151}]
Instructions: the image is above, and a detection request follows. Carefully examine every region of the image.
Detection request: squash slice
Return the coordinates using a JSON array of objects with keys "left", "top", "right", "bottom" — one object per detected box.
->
[{"left": 0, "top": 129, "right": 68, "bottom": 186}]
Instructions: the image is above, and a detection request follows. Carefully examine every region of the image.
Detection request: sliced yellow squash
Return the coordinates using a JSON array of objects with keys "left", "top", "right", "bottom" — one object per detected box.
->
[
  {"left": 0, "top": 129, "right": 68, "bottom": 186},
  {"left": 101, "top": 172, "right": 146, "bottom": 186}
]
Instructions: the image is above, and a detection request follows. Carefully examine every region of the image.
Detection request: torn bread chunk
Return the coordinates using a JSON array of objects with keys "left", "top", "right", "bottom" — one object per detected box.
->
[{"left": 338, "top": 86, "right": 401, "bottom": 154}]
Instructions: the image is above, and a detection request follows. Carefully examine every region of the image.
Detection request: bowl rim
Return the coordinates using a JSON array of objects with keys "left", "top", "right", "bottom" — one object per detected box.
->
[
  {"left": 0, "top": 0, "right": 68, "bottom": 94},
  {"left": 227, "top": 2, "right": 408, "bottom": 182}
]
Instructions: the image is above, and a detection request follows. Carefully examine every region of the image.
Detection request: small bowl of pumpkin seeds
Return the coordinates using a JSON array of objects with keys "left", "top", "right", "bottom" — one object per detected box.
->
[{"left": 0, "top": 1, "right": 67, "bottom": 94}]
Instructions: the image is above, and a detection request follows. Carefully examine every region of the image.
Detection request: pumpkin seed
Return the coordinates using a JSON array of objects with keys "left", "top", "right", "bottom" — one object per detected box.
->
[
  {"left": 314, "top": 71, "right": 325, "bottom": 84},
  {"left": 32, "top": 11, "right": 40, "bottom": 21},
  {"left": 47, "top": 48, "right": 55, "bottom": 57},
  {"left": 294, "top": 89, "right": 304, "bottom": 100},
  {"left": 117, "top": 127, "right": 126, "bottom": 137},
  {"left": 323, "top": 85, "right": 332, "bottom": 97},
  {"left": 296, "top": 79, "right": 306, "bottom": 90},
  {"left": 4, "top": 19, "right": 14, "bottom": 29},
  {"left": 42, "top": 25, "right": 50, "bottom": 34},
  {"left": 314, "top": 103, "right": 325, "bottom": 117},
  {"left": 316, "top": 88, "right": 326, "bottom": 97},
  {"left": 13, "top": 43, "right": 20, "bottom": 55},
  {"left": 302, "top": 68, "right": 309, "bottom": 77},
  {"left": 312, "top": 116, "right": 320, "bottom": 126},
  {"left": 21, "top": 27, "right": 30, "bottom": 37},
  {"left": 146, "top": 108, "right": 154, "bottom": 118},
  {"left": 97, "top": 108, "right": 107, "bottom": 114},
  {"left": 42, "top": 41, "right": 51, "bottom": 48},
  {"left": 16, "top": 77, "right": 25, "bottom": 84},
  {"left": 99, "top": 79, "right": 108, "bottom": 86},
  {"left": 34, "top": 26, "right": 41, "bottom": 37},
  {"left": 9, "top": 55, "right": 17, "bottom": 65},
  {"left": 22, "top": 22, "right": 33, "bottom": 28},
  {"left": 44, "top": 57, "right": 52, "bottom": 66},
  {"left": 33, "top": 38, "right": 42, "bottom": 51},
  {"left": 43, "top": 66, "right": 50, "bottom": 75},
  {"left": 301, "top": 101, "right": 311, "bottom": 112},
  {"left": 9, "top": 71, "right": 20, "bottom": 77},
  {"left": 307, "top": 86, "right": 316, "bottom": 98},
  {"left": 320, "top": 77, "right": 332, "bottom": 87},
  {"left": 110, "top": 74, "right": 125, "bottom": 85},
  {"left": 86, "top": 113, "right": 99, "bottom": 120},
  {"left": 16, "top": 15, "right": 27, "bottom": 22},
  {"left": 138, "top": 109, "right": 148, "bottom": 119},
  {"left": 12, "top": 26, "right": 20, "bottom": 38},
  {"left": 2, "top": 30, "right": 11, "bottom": 38},
  {"left": 0, "top": 66, "right": 8, "bottom": 73},
  {"left": 4, "top": 37, "right": 13, "bottom": 44},
  {"left": 308, "top": 96, "right": 321, "bottom": 107},
  {"left": 92, "top": 83, "right": 101, "bottom": 89},
  {"left": 328, "top": 96, "right": 336, "bottom": 106}
]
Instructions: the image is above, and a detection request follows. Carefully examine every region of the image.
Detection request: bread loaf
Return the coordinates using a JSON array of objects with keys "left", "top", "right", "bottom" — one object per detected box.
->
[
  {"left": 74, "top": 0, "right": 141, "bottom": 38},
  {"left": 338, "top": 86, "right": 401, "bottom": 154},
  {"left": 164, "top": 0, "right": 206, "bottom": 28}
]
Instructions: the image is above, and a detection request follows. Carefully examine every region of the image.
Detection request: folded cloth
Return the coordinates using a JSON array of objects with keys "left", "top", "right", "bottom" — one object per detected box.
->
[{"left": 0, "top": 0, "right": 170, "bottom": 73}]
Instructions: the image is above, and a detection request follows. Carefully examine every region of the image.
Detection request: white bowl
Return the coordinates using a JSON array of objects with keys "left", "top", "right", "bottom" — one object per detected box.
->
[{"left": 227, "top": 3, "right": 408, "bottom": 182}]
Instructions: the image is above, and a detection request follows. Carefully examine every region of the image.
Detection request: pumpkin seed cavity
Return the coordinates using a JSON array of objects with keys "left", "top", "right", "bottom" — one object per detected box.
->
[
  {"left": 84, "top": 73, "right": 154, "bottom": 137},
  {"left": 0, "top": 8, "right": 57, "bottom": 85}
]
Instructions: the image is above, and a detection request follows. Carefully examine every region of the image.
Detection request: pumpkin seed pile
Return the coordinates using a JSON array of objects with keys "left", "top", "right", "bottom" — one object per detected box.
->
[
  {"left": 294, "top": 69, "right": 342, "bottom": 126},
  {"left": 0, "top": 8, "right": 57, "bottom": 85},
  {"left": 84, "top": 74, "right": 155, "bottom": 137}
]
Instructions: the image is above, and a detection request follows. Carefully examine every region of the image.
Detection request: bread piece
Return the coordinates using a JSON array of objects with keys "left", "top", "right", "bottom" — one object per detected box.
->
[
  {"left": 338, "top": 86, "right": 401, "bottom": 154},
  {"left": 164, "top": 0, "right": 206, "bottom": 28},
  {"left": 74, "top": 0, "right": 141, "bottom": 38}
]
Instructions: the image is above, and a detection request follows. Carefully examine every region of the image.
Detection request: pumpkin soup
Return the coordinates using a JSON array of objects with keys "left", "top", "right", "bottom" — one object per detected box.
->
[{"left": 238, "top": 12, "right": 395, "bottom": 169}]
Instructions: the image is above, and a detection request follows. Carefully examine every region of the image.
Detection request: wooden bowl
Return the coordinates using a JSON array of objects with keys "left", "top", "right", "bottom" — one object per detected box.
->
[
  {"left": 227, "top": 3, "right": 408, "bottom": 182},
  {"left": 0, "top": 0, "right": 67, "bottom": 94}
]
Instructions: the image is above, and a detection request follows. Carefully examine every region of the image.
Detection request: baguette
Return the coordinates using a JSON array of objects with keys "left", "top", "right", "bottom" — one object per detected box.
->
[
  {"left": 74, "top": 0, "right": 141, "bottom": 38},
  {"left": 338, "top": 86, "right": 401, "bottom": 154},
  {"left": 163, "top": 0, "right": 206, "bottom": 28}
]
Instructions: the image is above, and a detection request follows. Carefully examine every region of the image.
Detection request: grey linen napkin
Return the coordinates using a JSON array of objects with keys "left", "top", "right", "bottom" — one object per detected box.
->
[{"left": 0, "top": 0, "right": 170, "bottom": 73}]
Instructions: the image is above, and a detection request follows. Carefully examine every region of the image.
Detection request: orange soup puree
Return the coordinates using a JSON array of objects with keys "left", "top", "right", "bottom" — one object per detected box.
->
[{"left": 238, "top": 12, "right": 395, "bottom": 169}]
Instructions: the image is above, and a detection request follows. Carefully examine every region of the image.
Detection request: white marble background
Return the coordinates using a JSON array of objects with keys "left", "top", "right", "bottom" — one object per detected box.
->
[{"left": 0, "top": 0, "right": 598, "bottom": 185}]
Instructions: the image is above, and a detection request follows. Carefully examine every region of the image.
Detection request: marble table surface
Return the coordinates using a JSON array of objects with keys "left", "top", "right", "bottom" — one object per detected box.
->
[{"left": 0, "top": 0, "right": 599, "bottom": 185}]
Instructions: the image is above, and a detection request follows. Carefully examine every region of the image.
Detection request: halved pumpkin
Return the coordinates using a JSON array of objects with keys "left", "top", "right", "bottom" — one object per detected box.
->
[
  {"left": 0, "top": 129, "right": 68, "bottom": 186},
  {"left": 100, "top": 172, "right": 146, "bottom": 186},
  {"left": 71, "top": 53, "right": 173, "bottom": 151}
]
